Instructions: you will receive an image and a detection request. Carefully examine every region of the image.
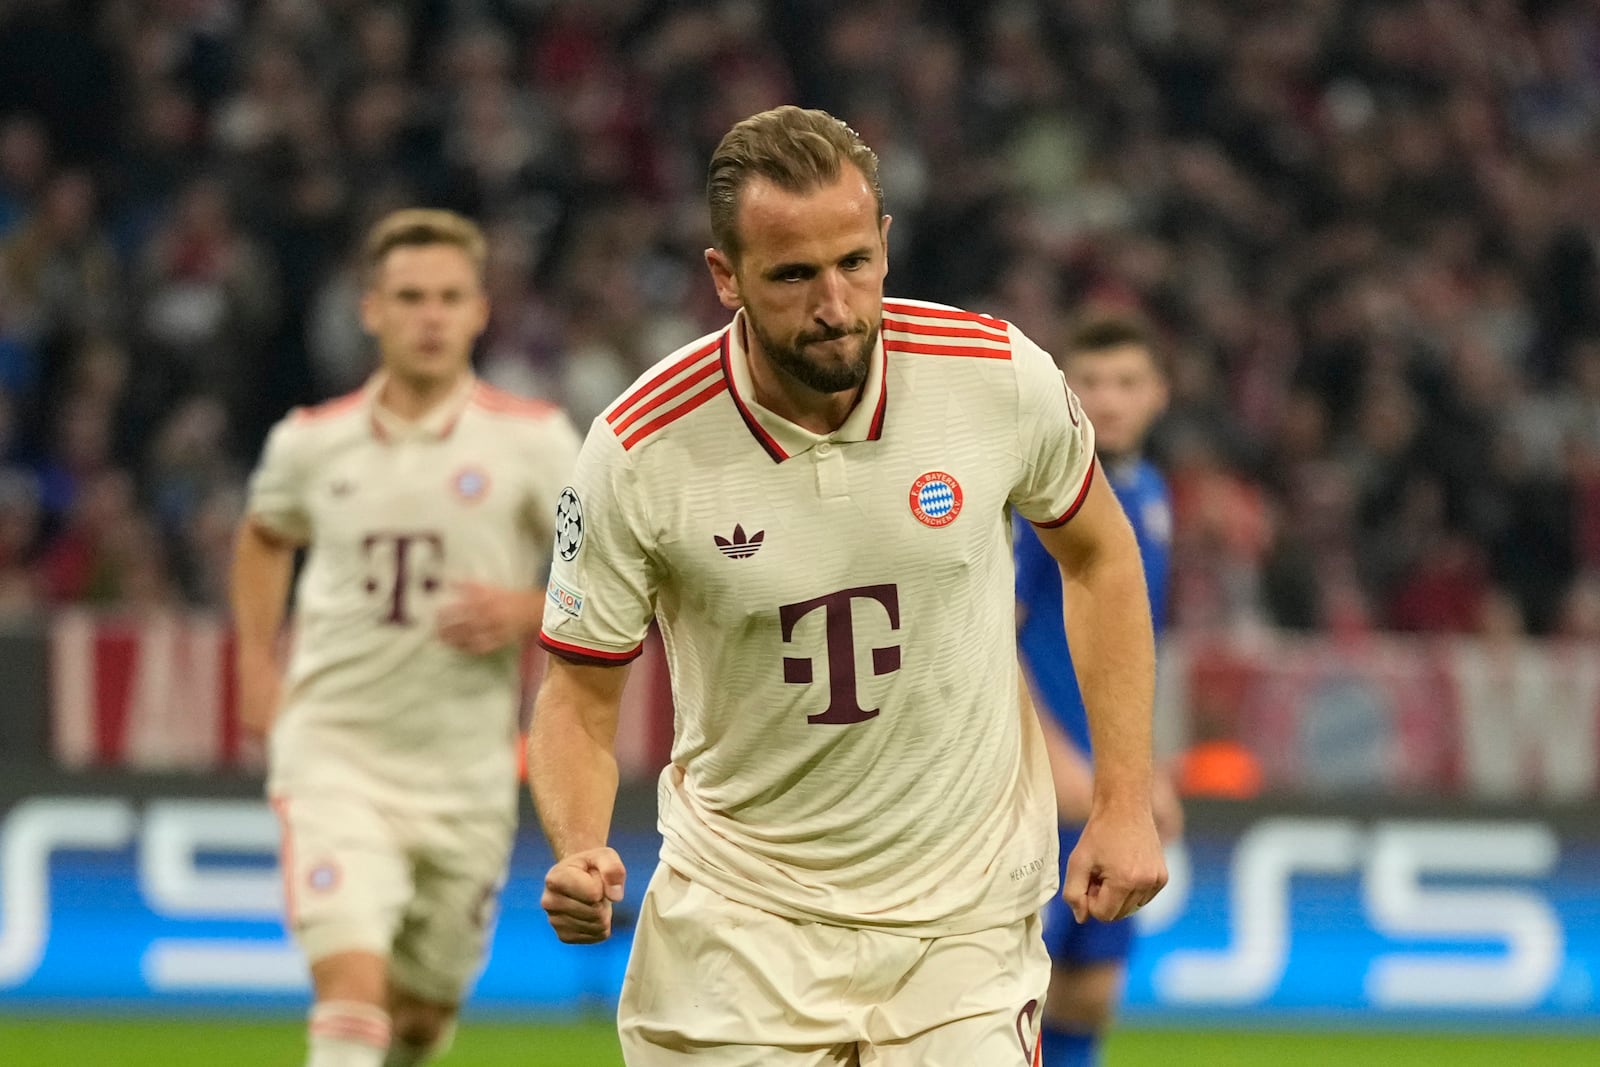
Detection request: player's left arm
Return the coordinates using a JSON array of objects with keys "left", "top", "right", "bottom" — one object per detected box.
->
[{"left": 1035, "top": 467, "right": 1168, "bottom": 922}]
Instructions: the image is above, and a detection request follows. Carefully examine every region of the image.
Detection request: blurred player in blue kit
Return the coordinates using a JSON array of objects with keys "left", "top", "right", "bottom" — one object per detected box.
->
[{"left": 1015, "top": 315, "right": 1185, "bottom": 1067}]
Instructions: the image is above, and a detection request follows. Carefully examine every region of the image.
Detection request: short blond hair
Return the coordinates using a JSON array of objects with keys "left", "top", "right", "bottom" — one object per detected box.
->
[
  {"left": 362, "top": 208, "right": 487, "bottom": 284},
  {"left": 707, "top": 106, "right": 883, "bottom": 259}
]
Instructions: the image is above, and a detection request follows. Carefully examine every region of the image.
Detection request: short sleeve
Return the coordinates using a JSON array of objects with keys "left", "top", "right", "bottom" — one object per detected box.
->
[
  {"left": 1008, "top": 327, "right": 1097, "bottom": 527},
  {"left": 538, "top": 422, "right": 658, "bottom": 665},
  {"left": 246, "top": 416, "right": 312, "bottom": 543},
  {"left": 521, "top": 411, "right": 583, "bottom": 547}
]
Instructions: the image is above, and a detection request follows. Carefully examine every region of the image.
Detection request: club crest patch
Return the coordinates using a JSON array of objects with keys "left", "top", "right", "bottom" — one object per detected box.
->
[
  {"left": 909, "top": 471, "right": 963, "bottom": 527},
  {"left": 307, "top": 862, "right": 342, "bottom": 894},
  {"left": 451, "top": 465, "right": 491, "bottom": 503},
  {"left": 555, "top": 487, "right": 584, "bottom": 560}
]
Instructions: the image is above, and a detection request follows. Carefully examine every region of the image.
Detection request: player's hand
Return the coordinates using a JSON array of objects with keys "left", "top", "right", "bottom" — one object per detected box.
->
[
  {"left": 437, "top": 582, "right": 533, "bottom": 655},
  {"left": 541, "top": 847, "right": 627, "bottom": 944},
  {"left": 1063, "top": 798, "right": 1168, "bottom": 924},
  {"left": 236, "top": 650, "right": 282, "bottom": 739}
]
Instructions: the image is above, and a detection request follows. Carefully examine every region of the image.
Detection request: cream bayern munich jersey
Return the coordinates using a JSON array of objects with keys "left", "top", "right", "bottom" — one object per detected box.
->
[
  {"left": 541, "top": 299, "right": 1097, "bottom": 935},
  {"left": 249, "top": 375, "right": 580, "bottom": 815}
]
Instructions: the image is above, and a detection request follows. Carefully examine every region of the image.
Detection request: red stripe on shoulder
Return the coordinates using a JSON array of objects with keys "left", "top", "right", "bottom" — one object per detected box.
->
[
  {"left": 883, "top": 316, "right": 1011, "bottom": 343},
  {"left": 883, "top": 300, "right": 1007, "bottom": 331},
  {"left": 884, "top": 338, "right": 1012, "bottom": 360},
  {"left": 607, "top": 336, "right": 725, "bottom": 428},
  {"left": 611, "top": 357, "right": 722, "bottom": 436},
  {"left": 620, "top": 378, "right": 728, "bottom": 450},
  {"left": 294, "top": 389, "right": 365, "bottom": 422},
  {"left": 472, "top": 383, "right": 559, "bottom": 418}
]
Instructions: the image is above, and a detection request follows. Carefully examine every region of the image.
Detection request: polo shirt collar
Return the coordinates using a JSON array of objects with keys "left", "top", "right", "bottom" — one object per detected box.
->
[
  {"left": 367, "top": 371, "right": 476, "bottom": 442},
  {"left": 722, "top": 308, "right": 888, "bottom": 462}
]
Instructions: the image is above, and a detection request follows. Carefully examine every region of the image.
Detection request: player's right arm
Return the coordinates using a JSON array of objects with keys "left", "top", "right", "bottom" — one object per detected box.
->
[
  {"left": 527, "top": 658, "right": 629, "bottom": 943},
  {"left": 232, "top": 416, "right": 313, "bottom": 739},
  {"left": 527, "top": 415, "right": 658, "bottom": 943},
  {"left": 231, "top": 519, "right": 297, "bottom": 738}
]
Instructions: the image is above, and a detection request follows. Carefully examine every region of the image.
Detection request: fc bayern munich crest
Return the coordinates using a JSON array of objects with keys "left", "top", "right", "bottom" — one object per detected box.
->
[
  {"left": 909, "top": 471, "right": 963, "bottom": 527},
  {"left": 307, "top": 862, "right": 342, "bottom": 894},
  {"left": 451, "top": 465, "right": 491, "bottom": 503}
]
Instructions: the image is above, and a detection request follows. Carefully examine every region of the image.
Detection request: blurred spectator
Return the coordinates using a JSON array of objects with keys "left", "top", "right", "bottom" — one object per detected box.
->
[
  {"left": 0, "top": 0, "right": 1594, "bottom": 631},
  {"left": 128, "top": 177, "right": 277, "bottom": 443},
  {"left": 113, "top": 81, "right": 206, "bottom": 258},
  {"left": 35, "top": 392, "right": 116, "bottom": 523},
  {"left": 0, "top": 170, "right": 118, "bottom": 348},
  {"left": 0, "top": 114, "right": 50, "bottom": 240},
  {"left": 0, "top": 469, "right": 44, "bottom": 618},
  {"left": 38, "top": 468, "right": 141, "bottom": 605}
]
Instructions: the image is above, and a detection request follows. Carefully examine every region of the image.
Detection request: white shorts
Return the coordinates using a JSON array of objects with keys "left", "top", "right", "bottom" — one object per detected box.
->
[
  {"left": 270, "top": 790, "right": 513, "bottom": 1004},
  {"left": 618, "top": 865, "right": 1050, "bottom": 1067}
]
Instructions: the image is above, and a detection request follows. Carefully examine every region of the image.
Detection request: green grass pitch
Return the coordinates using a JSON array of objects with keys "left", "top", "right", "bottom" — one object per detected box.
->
[{"left": 0, "top": 1018, "right": 1595, "bottom": 1065}]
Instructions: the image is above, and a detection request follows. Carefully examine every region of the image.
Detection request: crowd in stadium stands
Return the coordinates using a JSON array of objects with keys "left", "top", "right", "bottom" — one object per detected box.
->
[{"left": 3, "top": 0, "right": 1600, "bottom": 640}]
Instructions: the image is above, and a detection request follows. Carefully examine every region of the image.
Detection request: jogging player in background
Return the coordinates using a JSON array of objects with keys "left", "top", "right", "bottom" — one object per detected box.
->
[
  {"left": 1016, "top": 314, "right": 1184, "bottom": 1067},
  {"left": 232, "top": 209, "right": 580, "bottom": 1067},
  {"left": 528, "top": 105, "right": 1167, "bottom": 1066}
]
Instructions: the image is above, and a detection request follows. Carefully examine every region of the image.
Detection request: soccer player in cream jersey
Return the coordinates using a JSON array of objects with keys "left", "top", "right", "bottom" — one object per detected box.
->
[
  {"left": 232, "top": 209, "right": 579, "bottom": 1067},
  {"left": 529, "top": 106, "right": 1167, "bottom": 1066}
]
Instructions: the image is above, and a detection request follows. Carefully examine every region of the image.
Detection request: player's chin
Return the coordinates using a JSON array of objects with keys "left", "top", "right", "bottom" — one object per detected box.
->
[
  {"left": 406, "top": 349, "right": 462, "bottom": 377},
  {"left": 1095, "top": 429, "right": 1136, "bottom": 454}
]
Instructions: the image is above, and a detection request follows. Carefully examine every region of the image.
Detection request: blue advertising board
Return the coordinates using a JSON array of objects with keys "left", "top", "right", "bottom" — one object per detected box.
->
[
  {"left": 1, "top": 794, "right": 1597, "bottom": 1025},
  {"left": 1121, "top": 816, "right": 1600, "bottom": 1025}
]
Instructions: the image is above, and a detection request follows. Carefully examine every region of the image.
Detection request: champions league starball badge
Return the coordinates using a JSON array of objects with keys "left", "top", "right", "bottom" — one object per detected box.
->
[
  {"left": 555, "top": 487, "right": 584, "bottom": 560},
  {"left": 909, "top": 471, "right": 963, "bottom": 527}
]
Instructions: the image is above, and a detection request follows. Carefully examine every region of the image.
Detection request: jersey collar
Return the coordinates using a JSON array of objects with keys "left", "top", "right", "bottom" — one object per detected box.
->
[
  {"left": 366, "top": 372, "right": 476, "bottom": 442},
  {"left": 722, "top": 308, "right": 889, "bottom": 463}
]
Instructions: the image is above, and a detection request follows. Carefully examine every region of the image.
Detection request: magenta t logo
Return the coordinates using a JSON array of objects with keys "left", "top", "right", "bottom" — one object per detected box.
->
[
  {"left": 779, "top": 584, "right": 901, "bottom": 725},
  {"left": 361, "top": 532, "right": 444, "bottom": 626}
]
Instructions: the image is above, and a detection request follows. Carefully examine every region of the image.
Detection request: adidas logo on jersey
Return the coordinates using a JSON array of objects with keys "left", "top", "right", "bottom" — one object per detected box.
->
[{"left": 714, "top": 524, "right": 764, "bottom": 559}]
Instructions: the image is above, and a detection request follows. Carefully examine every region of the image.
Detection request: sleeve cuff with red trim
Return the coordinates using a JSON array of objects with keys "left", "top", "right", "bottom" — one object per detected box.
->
[
  {"left": 1030, "top": 461, "right": 1097, "bottom": 529},
  {"left": 538, "top": 632, "right": 644, "bottom": 666}
]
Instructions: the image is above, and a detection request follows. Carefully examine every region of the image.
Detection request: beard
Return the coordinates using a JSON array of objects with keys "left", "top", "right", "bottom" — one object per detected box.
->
[{"left": 748, "top": 310, "right": 877, "bottom": 394}]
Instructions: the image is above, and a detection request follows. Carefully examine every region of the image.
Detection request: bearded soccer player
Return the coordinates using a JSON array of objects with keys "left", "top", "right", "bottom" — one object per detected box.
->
[
  {"left": 1017, "top": 316, "right": 1185, "bottom": 1067},
  {"left": 232, "top": 209, "right": 579, "bottom": 1067},
  {"left": 529, "top": 106, "right": 1166, "bottom": 1066}
]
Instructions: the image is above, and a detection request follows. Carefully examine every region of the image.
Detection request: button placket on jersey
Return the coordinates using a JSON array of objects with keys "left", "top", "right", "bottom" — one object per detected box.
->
[{"left": 814, "top": 440, "right": 849, "bottom": 500}]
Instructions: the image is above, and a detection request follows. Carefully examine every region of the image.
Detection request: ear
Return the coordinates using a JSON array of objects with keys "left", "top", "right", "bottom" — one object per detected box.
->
[
  {"left": 705, "top": 248, "right": 743, "bottom": 311},
  {"left": 879, "top": 214, "right": 892, "bottom": 279},
  {"left": 359, "top": 288, "right": 382, "bottom": 337},
  {"left": 1151, "top": 373, "right": 1171, "bottom": 417},
  {"left": 470, "top": 290, "right": 491, "bottom": 337}
]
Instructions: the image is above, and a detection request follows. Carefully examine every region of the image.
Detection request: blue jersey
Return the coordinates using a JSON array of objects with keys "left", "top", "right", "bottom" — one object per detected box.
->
[{"left": 1015, "top": 457, "right": 1170, "bottom": 755}]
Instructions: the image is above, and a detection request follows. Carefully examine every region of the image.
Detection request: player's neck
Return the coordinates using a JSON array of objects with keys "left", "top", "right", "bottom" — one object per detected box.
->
[
  {"left": 377, "top": 369, "right": 471, "bottom": 422},
  {"left": 744, "top": 326, "right": 862, "bottom": 436}
]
